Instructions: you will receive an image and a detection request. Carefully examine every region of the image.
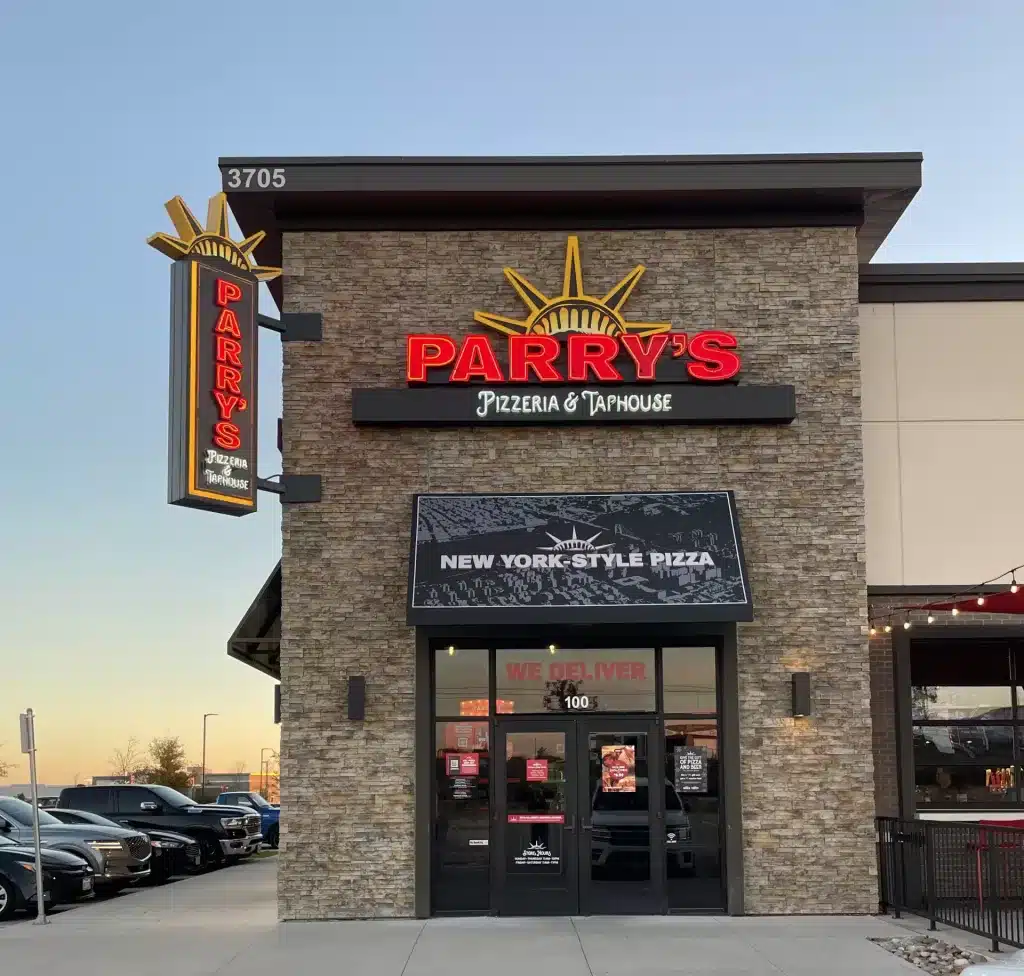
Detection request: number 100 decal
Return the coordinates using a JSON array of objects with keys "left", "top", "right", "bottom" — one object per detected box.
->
[{"left": 564, "top": 695, "right": 590, "bottom": 710}]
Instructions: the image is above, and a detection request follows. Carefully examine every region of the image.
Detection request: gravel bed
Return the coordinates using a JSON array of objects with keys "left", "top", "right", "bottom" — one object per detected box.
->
[{"left": 870, "top": 935, "right": 992, "bottom": 974}]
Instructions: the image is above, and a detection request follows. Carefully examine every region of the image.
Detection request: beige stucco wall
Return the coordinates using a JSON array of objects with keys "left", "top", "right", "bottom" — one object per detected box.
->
[{"left": 861, "top": 301, "right": 1024, "bottom": 586}]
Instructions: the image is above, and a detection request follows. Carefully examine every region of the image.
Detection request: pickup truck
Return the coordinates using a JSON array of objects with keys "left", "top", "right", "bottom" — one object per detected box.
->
[
  {"left": 215, "top": 792, "right": 279, "bottom": 849},
  {"left": 57, "top": 784, "right": 261, "bottom": 867}
]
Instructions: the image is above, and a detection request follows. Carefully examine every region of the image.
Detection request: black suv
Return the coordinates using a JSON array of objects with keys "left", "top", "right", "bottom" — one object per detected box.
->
[{"left": 57, "top": 785, "right": 261, "bottom": 868}]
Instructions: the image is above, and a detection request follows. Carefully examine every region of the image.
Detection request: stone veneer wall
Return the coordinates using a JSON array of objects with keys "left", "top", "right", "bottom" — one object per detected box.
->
[{"left": 277, "top": 228, "right": 874, "bottom": 919}]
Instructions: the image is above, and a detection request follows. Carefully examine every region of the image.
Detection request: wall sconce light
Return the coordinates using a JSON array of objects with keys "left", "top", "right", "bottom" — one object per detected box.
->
[
  {"left": 791, "top": 672, "right": 811, "bottom": 718},
  {"left": 347, "top": 676, "right": 366, "bottom": 721}
]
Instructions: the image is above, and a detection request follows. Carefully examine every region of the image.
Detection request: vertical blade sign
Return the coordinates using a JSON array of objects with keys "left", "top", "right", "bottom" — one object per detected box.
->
[{"left": 167, "top": 258, "right": 259, "bottom": 514}]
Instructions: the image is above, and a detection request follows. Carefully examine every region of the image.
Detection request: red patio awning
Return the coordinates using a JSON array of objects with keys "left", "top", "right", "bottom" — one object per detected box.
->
[{"left": 927, "top": 589, "right": 1024, "bottom": 615}]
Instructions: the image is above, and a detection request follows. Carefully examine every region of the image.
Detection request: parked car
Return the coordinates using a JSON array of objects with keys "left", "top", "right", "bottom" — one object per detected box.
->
[
  {"left": 49, "top": 809, "right": 201, "bottom": 883},
  {"left": 57, "top": 785, "right": 261, "bottom": 868},
  {"left": 0, "top": 834, "right": 94, "bottom": 921},
  {"left": 215, "top": 792, "right": 280, "bottom": 849},
  {"left": 0, "top": 797, "right": 150, "bottom": 893},
  {"left": 36, "top": 797, "right": 60, "bottom": 810},
  {"left": 589, "top": 777, "right": 695, "bottom": 877}
]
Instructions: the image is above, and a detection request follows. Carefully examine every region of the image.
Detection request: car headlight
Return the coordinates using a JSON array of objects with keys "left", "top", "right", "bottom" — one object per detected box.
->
[
  {"left": 151, "top": 840, "right": 184, "bottom": 848},
  {"left": 221, "top": 817, "right": 243, "bottom": 828},
  {"left": 86, "top": 840, "right": 124, "bottom": 850},
  {"left": 13, "top": 860, "right": 36, "bottom": 871}
]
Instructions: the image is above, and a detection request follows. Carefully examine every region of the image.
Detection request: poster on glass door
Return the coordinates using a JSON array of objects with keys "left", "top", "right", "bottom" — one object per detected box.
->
[
  {"left": 674, "top": 746, "right": 708, "bottom": 793},
  {"left": 600, "top": 745, "right": 636, "bottom": 792}
]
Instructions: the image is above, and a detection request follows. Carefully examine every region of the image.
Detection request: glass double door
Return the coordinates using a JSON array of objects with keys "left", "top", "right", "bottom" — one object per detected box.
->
[{"left": 494, "top": 716, "right": 666, "bottom": 915}]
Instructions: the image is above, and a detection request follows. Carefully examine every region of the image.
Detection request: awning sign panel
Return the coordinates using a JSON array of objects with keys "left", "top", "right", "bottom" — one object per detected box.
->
[{"left": 408, "top": 491, "right": 752, "bottom": 625}]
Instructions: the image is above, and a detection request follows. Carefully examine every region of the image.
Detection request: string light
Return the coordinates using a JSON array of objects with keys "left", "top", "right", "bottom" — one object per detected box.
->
[
  {"left": 548, "top": 644, "right": 558, "bottom": 654},
  {"left": 868, "top": 561, "right": 1024, "bottom": 635},
  {"left": 447, "top": 646, "right": 456, "bottom": 656}
]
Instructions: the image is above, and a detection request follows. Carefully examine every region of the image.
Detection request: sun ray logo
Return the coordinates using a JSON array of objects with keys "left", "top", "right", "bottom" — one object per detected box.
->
[
  {"left": 525, "top": 841, "right": 548, "bottom": 853},
  {"left": 147, "top": 192, "right": 281, "bottom": 281},
  {"left": 538, "top": 527, "right": 615, "bottom": 553},
  {"left": 473, "top": 236, "right": 671, "bottom": 339}
]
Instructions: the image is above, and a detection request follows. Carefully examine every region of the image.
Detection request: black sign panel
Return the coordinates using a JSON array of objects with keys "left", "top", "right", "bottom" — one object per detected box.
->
[
  {"left": 674, "top": 747, "right": 709, "bottom": 793},
  {"left": 168, "top": 256, "right": 258, "bottom": 515},
  {"left": 408, "top": 492, "right": 752, "bottom": 626},
  {"left": 355, "top": 384, "right": 795, "bottom": 427}
]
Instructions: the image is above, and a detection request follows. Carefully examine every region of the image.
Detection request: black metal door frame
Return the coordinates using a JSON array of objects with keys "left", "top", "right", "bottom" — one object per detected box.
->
[
  {"left": 576, "top": 713, "right": 665, "bottom": 915},
  {"left": 492, "top": 713, "right": 665, "bottom": 915},
  {"left": 492, "top": 715, "right": 580, "bottom": 916},
  {"left": 418, "top": 629, "right": 743, "bottom": 917}
]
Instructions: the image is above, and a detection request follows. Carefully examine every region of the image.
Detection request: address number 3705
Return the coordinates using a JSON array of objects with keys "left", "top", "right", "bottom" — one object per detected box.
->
[{"left": 225, "top": 167, "right": 286, "bottom": 189}]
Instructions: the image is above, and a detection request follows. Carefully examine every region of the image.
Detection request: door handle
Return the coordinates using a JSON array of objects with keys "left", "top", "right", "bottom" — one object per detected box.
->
[
  {"left": 566, "top": 815, "right": 575, "bottom": 832},
  {"left": 581, "top": 821, "right": 592, "bottom": 832}
]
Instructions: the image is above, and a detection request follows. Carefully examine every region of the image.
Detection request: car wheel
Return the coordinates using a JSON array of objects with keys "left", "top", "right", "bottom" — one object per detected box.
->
[
  {"left": 267, "top": 825, "right": 279, "bottom": 849},
  {"left": 0, "top": 875, "right": 17, "bottom": 921},
  {"left": 198, "top": 838, "right": 221, "bottom": 870}
]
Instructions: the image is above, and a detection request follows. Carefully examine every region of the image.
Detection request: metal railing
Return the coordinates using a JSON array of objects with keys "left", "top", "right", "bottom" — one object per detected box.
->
[{"left": 878, "top": 816, "right": 1024, "bottom": 951}]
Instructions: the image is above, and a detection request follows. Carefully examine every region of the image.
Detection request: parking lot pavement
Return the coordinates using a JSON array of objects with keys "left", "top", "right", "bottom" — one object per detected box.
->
[{"left": 1, "top": 858, "right": 930, "bottom": 976}]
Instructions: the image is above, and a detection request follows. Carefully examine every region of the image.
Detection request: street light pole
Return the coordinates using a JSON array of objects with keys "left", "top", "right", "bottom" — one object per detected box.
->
[
  {"left": 260, "top": 747, "right": 273, "bottom": 796},
  {"left": 201, "top": 713, "right": 218, "bottom": 798}
]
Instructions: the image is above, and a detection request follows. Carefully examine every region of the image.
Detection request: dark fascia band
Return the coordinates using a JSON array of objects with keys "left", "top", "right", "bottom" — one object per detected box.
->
[{"left": 859, "top": 264, "right": 1024, "bottom": 303}]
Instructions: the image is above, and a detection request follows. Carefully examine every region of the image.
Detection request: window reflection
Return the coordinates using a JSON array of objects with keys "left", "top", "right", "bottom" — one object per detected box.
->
[
  {"left": 434, "top": 722, "right": 489, "bottom": 912},
  {"left": 663, "top": 647, "right": 717, "bottom": 713},
  {"left": 435, "top": 648, "right": 489, "bottom": 717},
  {"left": 911, "top": 686, "right": 1013, "bottom": 721},
  {"left": 588, "top": 733, "right": 650, "bottom": 883},
  {"left": 664, "top": 720, "right": 722, "bottom": 909},
  {"left": 496, "top": 648, "right": 655, "bottom": 713},
  {"left": 505, "top": 732, "right": 566, "bottom": 878},
  {"left": 913, "top": 725, "right": 1014, "bottom": 766}
]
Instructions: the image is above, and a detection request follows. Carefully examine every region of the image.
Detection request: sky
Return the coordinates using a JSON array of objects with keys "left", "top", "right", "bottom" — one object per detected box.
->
[{"left": 1, "top": 1, "right": 1023, "bottom": 785}]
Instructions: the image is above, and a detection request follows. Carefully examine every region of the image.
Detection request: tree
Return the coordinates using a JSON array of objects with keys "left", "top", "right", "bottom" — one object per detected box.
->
[
  {"left": 233, "top": 760, "right": 247, "bottom": 775},
  {"left": 542, "top": 679, "right": 599, "bottom": 712},
  {"left": 912, "top": 686, "right": 939, "bottom": 720},
  {"left": 110, "top": 737, "right": 144, "bottom": 780},
  {"left": 146, "top": 736, "right": 190, "bottom": 791}
]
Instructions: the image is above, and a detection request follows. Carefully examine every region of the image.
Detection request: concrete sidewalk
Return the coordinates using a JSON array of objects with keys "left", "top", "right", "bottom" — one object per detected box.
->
[{"left": 0, "top": 858, "right": 934, "bottom": 975}]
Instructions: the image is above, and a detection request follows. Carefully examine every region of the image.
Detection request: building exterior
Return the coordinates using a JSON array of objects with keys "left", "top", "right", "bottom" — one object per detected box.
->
[{"left": 196, "top": 153, "right": 1024, "bottom": 921}]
